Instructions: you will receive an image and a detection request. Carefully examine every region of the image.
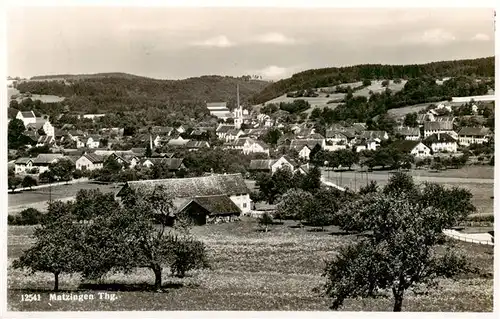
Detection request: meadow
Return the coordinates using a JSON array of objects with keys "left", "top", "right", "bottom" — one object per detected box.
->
[{"left": 7, "top": 217, "right": 494, "bottom": 311}]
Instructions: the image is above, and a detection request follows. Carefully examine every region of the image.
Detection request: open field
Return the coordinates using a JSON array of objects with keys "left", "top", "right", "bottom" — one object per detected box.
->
[
  {"left": 7, "top": 218, "right": 493, "bottom": 311},
  {"left": 8, "top": 182, "right": 121, "bottom": 214},
  {"left": 322, "top": 166, "right": 494, "bottom": 215},
  {"left": 8, "top": 88, "right": 65, "bottom": 104}
]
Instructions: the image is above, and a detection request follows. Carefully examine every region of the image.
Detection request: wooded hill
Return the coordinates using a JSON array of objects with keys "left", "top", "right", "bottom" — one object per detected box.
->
[
  {"left": 16, "top": 74, "right": 269, "bottom": 118},
  {"left": 251, "top": 57, "right": 495, "bottom": 104}
]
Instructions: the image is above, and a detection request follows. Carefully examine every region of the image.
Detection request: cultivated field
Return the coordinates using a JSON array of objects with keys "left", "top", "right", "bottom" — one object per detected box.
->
[
  {"left": 387, "top": 101, "right": 448, "bottom": 119},
  {"left": 7, "top": 218, "right": 493, "bottom": 311},
  {"left": 8, "top": 88, "right": 65, "bottom": 104},
  {"left": 8, "top": 182, "right": 121, "bottom": 214},
  {"left": 322, "top": 166, "right": 494, "bottom": 216}
]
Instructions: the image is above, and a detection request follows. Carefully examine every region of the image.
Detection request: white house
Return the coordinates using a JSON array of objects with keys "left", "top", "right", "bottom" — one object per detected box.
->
[
  {"left": 271, "top": 156, "right": 297, "bottom": 174},
  {"left": 424, "top": 133, "right": 458, "bottom": 153},
  {"left": 75, "top": 153, "right": 104, "bottom": 171},
  {"left": 82, "top": 114, "right": 106, "bottom": 120},
  {"left": 290, "top": 139, "right": 326, "bottom": 160},
  {"left": 14, "top": 157, "right": 34, "bottom": 174},
  {"left": 43, "top": 120, "right": 55, "bottom": 137},
  {"left": 355, "top": 139, "right": 380, "bottom": 153},
  {"left": 16, "top": 111, "right": 37, "bottom": 127},
  {"left": 325, "top": 130, "right": 354, "bottom": 145},
  {"left": 116, "top": 173, "right": 252, "bottom": 214},
  {"left": 85, "top": 135, "right": 101, "bottom": 149},
  {"left": 457, "top": 127, "right": 491, "bottom": 146},
  {"left": 32, "top": 153, "right": 65, "bottom": 173},
  {"left": 392, "top": 140, "right": 431, "bottom": 158}
]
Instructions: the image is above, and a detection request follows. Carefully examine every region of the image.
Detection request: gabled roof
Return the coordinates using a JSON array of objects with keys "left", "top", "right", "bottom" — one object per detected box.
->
[
  {"left": 424, "top": 121, "right": 453, "bottom": 131},
  {"left": 33, "top": 153, "right": 64, "bottom": 165},
  {"left": 360, "top": 131, "right": 387, "bottom": 140},
  {"left": 390, "top": 140, "right": 425, "bottom": 153},
  {"left": 179, "top": 195, "right": 241, "bottom": 216},
  {"left": 395, "top": 127, "right": 420, "bottom": 136},
  {"left": 37, "top": 135, "right": 55, "bottom": 144},
  {"left": 15, "top": 157, "right": 33, "bottom": 165},
  {"left": 20, "top": 111, "right": 36, "bottom": 118},
  {"left": 458, "top": 127, "right": 491, "bottom": 136},
  {"left": 290, "top": 139, "right": 324, "bottom": 150},
  {"left": 249, "top": 159, "right": 275, "bottom": 170},
  {"left": 117, "top": 173, "right": 250, "bottom": 198},
  {"left": 142, "top": 158, "right": 184, "bottom": 170},
  {"left": 216, "top": 125, "right": 235, "bottom": 133},
  {"left": 82, "top": 153, "right": 104, "bottom": 164},
  {"left": 326, "top": 129, "right": 354, "bottom": 139},
  {"left": 424, "top": 133, "right": 457, "bottom": 144},
  {"left": 168, "top": 138, "right": 190, "bottom": 146}
]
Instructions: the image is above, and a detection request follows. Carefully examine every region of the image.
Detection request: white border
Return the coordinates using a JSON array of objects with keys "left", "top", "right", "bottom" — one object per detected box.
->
[{"left": 1, "top": 1, "right": 498, "bottom": 319}]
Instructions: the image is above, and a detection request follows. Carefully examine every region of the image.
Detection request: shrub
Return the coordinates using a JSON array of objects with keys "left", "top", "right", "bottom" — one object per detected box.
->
[
  {"left": 466, "top": 214, "right": 494, "bottom": 223},
  {"left": 169, "top": 236, "right": 209, "bottom": 278},
  {"left": 8, "top": 208, "right": 44, "bottom": 225}
]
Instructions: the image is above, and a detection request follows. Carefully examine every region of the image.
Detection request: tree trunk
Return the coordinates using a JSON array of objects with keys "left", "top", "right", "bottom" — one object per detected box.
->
[
  {"left": 152, "top": 265, "right": 162, "bottom": 289},
  {"left": 54, "top": 272, "right": 60, "bottom": 292},
  {"left": 393, "top": 289, "right": 404, "bottom": 312}
]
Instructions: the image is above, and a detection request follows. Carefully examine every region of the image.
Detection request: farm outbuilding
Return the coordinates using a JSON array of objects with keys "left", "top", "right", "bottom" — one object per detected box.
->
[{"left": 177, "top": 195, "right": 241, "bottom": 225}]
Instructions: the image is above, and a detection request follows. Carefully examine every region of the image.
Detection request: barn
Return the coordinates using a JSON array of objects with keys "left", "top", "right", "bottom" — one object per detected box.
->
[{"left": 176, "top": 195, "right": 241, "bottom": 225}]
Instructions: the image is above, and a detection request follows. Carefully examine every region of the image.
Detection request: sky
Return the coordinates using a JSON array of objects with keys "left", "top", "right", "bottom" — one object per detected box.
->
[{"left": 6, "top": 7, "right": 495, "bottom": 80}]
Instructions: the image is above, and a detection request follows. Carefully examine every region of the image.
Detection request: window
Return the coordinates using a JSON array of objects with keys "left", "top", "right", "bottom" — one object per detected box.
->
[{"left": 243, "top": 203, "right": 247, "bottom": 208}]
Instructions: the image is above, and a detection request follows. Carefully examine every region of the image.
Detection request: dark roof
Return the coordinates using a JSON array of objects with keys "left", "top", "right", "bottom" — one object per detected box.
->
[
  {"left": 390, "top": 140, "right": 423, "bottom": 153},
  {"left": 326, "top": 129, "right": 354, "bottom": 139},
  {"left": 249, "top": 159, "right": 275, "bottom": 170},
  {"left": 83, "top": 153, "right": 104, "bottom": 163},
  {"left": 117, "top": 173, "right": 250, "bottom": 198},
  {"left": 179, "top": 195, "right": 241, "bottom": 216},
  {"left": 290, "top": 139, "right": 324, "bottom": 150},
  {"left": 424, "top": 133, "right": 457, "bottom": 144},
  {"left": 185, "top": 140, "right": 210, "bottom": 148},
  {"left": 15, "top": 157, "right": 33, "bottom": 165},
  {"left": 216, "top": 125, "right": 234, "bottom": 133},
  {"left": 424, "top": 121, "right": 453, "bottom": 131},
  {"left": 458, "top": 127, "right": 491, "bottom": 136},
  {"left": 360, "top": 131, "right": 387, "bottom": 140},
  {"left": 20, "top": 111, "right": 35, "bottom": 118}
]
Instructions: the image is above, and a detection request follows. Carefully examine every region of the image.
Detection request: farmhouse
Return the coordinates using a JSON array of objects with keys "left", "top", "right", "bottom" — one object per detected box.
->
[
  {"left": 14, "top": 157, "right": 34, "bottom": 174},
  {"left": 457, "top": 127, "right": 491, "bottom": 146},
  {"left": 177, "top": 195, "right": 241, "bottom": 225},
  {"left": 423, "top": 121, "right": 457, "bottom": 139},
  {"left": 116, "top": 173, "right": 252, "bottom": 214},
  {"left": 424, "top": 133, "right": 458, "bottom": 153},
  {"left": 325, "top": 130, "right": 355, "bottom": 145},
  {"left": 395, "top": 127, "right": 421, "bottom": 141},
  {"left": 249, "top": 155, "right": 298, "bottom": 174},
  {"left": 32, "top": 153, "right": 65, "bottom": 173},
  {"left": 290, "top": 139, "right": 326, "bottom": 160},
  {"left": 391, "top": 140, "right": 431, "bottom": 158},
  {"left": 76, "top": 153, "right": 104, "bottom": 171}
]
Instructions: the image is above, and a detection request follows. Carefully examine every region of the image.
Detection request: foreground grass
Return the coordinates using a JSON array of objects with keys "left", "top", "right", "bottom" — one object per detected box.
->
[{"left": 7, "top": 219, "right": 494, "bottom": 311}]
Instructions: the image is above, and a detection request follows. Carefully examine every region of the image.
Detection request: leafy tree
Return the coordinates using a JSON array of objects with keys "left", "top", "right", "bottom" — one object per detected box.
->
[
  {"left": 8, "top": 176, "right": 22, "bottom": 192},
  {"left": 258, "top": 212, "right": 274, "bottom": 232},
  {"left": 383, "top": 171, "right": 418, "bottom": 198},
  {"left": 48, "top": 158, "right": 75, "bottom": 182},
  {"left": 381, "top": 80, "right": 390, "bottom": 87},
  {"left": 21, "top": 175, "right": 38, "bottom": 190},
  {"left": 403, "top": 112, "right": 418, "bottom": 127},
  {"left": 13, "top": 201, "right": 84, "bottom": 291},
  {"left": 362, "top": 79, "right": 372, "bottom": 86},
  {"left": 300, "top": 166, "right": 322, "bottom": 192},
  {"left": 359, "top": 180, "right": 378, "bottom": 195},
  {"left": 326, "top": 192, "right": 470, "bottom": 311},
  {"left": 262, "top": 128, "right": 282, "bottom": 146},
  {"left": 275, "top": 189, "right": 313, "bottom": 221},
  {"left": 72, "top": 189, "right": 121, "bottom": 222},
  {"left": 8, "top": 118, "right": 27, "bottom": 149},
  {"left": 145, "top": 143, "right": 153, "bottom": 158},
  {"left": 169, "top": 236, "right": 209, "bottom": 277}
]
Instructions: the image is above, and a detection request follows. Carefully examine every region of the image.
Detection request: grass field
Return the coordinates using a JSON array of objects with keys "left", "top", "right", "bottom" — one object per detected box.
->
[
  {"left": 8, "top": 182, "right": 121, "bottom": 214},
  {"left": 322, "top": 166, "right": 494, "bottom": 216},
  {"left": 6, "top": 218, "right": 494, "bottom": 311}
]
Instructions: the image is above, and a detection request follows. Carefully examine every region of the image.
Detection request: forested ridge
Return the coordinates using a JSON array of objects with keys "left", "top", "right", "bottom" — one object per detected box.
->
[{"left": 251, "top": 57, "right": 494, "bottom": 104}]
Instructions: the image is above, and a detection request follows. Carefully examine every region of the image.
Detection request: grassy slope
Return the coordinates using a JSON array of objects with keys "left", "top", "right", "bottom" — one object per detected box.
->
[{"left": 7, "top": 218, "right": 493, "bottom": 311}]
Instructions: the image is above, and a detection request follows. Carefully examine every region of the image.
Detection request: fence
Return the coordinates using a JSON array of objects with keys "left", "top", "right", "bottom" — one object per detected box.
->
[{"left": 443, "top": 230, "right": 494, "bottom": 246}]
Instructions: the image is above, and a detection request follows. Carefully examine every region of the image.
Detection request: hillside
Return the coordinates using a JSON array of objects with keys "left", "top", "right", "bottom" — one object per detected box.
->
[
  {"left": 15, "top": 75, "right": 269, "bottom": 119},
  {"left": 251, "top": 57, "right": 495, "bottom": 104}
]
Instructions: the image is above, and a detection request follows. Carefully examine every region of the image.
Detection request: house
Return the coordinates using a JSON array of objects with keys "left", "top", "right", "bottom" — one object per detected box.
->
[
  {"left": 457, "top": 127, "right": 491, "bottom": 146},
  {"left": 14, "top": 157, "right": 34, "bottom": 174},
  {"left": 215, "top": 124, "right": 236, "bottom": 140},
  {"left": 16, "top": 110, "right": 36, "bottom": 127},
  {"left": 176, "top": 195, "right": 241, "bottom": 225},
  {"left": 360, "top": 131, "right": 389, "bottom": 141},
  {"left": 355, "top": 139, "right": 380, "bottom": 153},
  {"left": 424, "top": 133, "right": 458, "bottom": 153},
  {"left": 141, "top": 158, "right": 186, "bottom": 171},
  {"left": 290, "top": 139, "right": 326, "bottom": 160},
  {"left": 116, "top": 173, "right": 252, "bottom": 214},
  {"left": 391, "top": 140, "right": 431, "bottom": 158},
  {"left": 325, "top": 129, "right": 355, "bottom": 145},
  {"left": 423, "top": 121, "right": 457, "bottom": 139},
  {"left": 176, "top": 125, "right": 187, "bottom": 134},
  {"left": 242, "top": 139, "right": 270, "bottom": 155},
  {"left": 395, "top": 127, "right": 421, "bottom": 141},
  {"left": 417, "top": 113, "right": 435, "bottom": 124},
  {"left": 225, "top": 128, "right": 244, "bottom": 142},
  {"left": 75, "top": 153, "right": 104, "bottom": 171},
  {"left": 25, "top": 117, "right": 55, "bottom": 137},
  {"left": 82, "top": 114, "right": 106, "bottom": 120},
  {"left": 248, "top": 156, "right": 299, "bottom": 174},
  {"left": 185, "top": 140, "right": 210, "bottom": 151},
  {"left": 248, "top": 159, "right": 275, "bottom": 173},
  {"left": 153, "top": 135, "right": 170, "bottom": 148},
  {"left": 270, "top": 155, "right": 298, "bottom": 174},
  {"left": 167, "top": 136, "right": 190, "bottom": 147},
  {"left": 295, "top": 127, "right": 316, "bottom": 139},
  {"left": 32, "top": 153, "right": 65, "bottom": 173},
  {"left": 436, "top": 102, "right": 453, "bottom": 113},
  {"left": 85, "top": 135, "right": 101, "bottom": 149}
]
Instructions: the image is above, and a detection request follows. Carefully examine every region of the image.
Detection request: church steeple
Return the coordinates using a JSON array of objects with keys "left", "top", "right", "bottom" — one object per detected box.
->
[{"left": 234, "top": 84, "right": 243, "bottom": 129}]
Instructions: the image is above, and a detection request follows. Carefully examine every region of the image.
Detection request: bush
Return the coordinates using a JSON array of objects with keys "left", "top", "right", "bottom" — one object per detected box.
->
[
  {"left": 466, "top": 214, "right": 494, "bottom": 223},
  {"left": 381, "top": 80, "right": 390, "bottom": 87},
  {"left": 169, "top": 236, "right": 209, "bottom": 278},
  {"left": 8, "top": 208, "right": 44, "bottom": 225}
]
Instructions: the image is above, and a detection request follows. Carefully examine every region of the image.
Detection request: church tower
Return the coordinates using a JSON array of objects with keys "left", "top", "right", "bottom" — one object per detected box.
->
[{"left": 234, "top": 84, "right": 243, "bottom": 129}]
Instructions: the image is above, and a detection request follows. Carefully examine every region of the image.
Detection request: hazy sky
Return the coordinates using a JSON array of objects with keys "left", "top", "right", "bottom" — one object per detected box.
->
[{"left": 7, "top": 7, "right": 495, "bottom": 80}]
